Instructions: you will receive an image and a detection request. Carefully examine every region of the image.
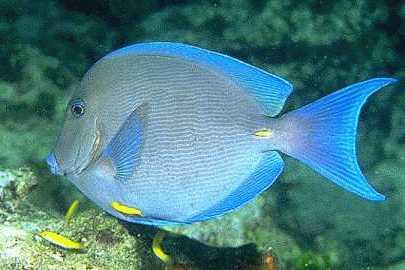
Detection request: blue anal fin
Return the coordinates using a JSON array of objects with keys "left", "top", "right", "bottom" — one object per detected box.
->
[
  {"left": 103, "top": 104, "right": 146, "bottom": 182},
  {"left": 187, "top": 151, "right": 284, "bottom": 223},
  {"left": 113, "top": 213, "right": 192, "bottom": 227}
]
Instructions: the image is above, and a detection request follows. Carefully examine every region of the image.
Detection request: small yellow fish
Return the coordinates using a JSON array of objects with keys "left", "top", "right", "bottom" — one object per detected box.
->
[
  {"left": 111, "top": 201, "right": 143, "bottom": 216},
  {"left": 152, "top": 231, "right": 171, "bottom": 263},
  {"left": 64, "top": 200, "right": 80, "bottom": 224},
  {"left": 37, "top": 231, "right": 83, "bottom": 250}
]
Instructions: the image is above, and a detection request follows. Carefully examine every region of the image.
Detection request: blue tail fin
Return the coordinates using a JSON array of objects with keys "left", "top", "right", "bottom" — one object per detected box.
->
[{"left": 280, "top": 78, "right": 397, "bottom": 201}]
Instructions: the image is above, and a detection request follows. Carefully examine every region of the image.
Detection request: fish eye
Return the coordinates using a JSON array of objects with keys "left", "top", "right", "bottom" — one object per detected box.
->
[{"left": 70, "top": 99, "right": 86, "bottom": 118}]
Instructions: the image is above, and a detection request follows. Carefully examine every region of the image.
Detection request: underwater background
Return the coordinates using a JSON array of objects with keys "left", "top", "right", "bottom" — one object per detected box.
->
[{"left": 0, "top": 0, "right": 404, "bottom": 269}]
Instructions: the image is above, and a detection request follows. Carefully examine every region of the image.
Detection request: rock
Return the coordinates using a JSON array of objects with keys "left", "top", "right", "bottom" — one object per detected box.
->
[{"left": 0, "top": 168, "right": 149, "bottom": 270}]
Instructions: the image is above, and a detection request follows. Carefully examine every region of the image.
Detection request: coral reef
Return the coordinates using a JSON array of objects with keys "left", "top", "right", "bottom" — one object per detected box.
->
[{"left": 0, "top": 168, "right": 148, "bottom": 269}]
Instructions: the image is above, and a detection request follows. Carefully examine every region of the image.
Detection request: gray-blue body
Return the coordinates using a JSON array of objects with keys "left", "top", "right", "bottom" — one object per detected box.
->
[{"left": 46, "top": 42, "right": 397, "bottom": 226}]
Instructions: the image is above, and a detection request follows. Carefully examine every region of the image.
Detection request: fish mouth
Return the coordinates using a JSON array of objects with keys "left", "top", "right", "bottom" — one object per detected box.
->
[{"left": 68, "top": 120, "right": 103, "bottom": 176}]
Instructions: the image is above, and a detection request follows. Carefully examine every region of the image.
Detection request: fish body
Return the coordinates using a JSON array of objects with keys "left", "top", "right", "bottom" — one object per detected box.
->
[
  {"left": 37, "top": 231, "right": 83, "bottom": 250},
  {"left": 46, "top": 42, "right": 397, "bottom": 226}
]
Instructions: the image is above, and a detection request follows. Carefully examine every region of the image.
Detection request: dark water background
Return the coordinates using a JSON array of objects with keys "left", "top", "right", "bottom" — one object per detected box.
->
[{"left": 0, "top": 1, "right": 404, "bottom": 269}]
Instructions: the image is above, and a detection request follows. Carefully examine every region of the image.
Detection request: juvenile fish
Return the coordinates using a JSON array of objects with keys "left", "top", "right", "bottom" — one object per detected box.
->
[{"left": 37, "top": 231, "right": 82, "bottom": 250}]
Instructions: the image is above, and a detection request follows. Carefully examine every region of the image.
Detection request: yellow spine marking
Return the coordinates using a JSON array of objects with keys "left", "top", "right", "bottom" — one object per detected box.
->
[
  {"left": 111, "top": 201, "right": 143, "bottom": 216},
  {"left": 64, "top": 200, "right": 80, "bottom": 224},
  {"left": 38, "top": 231, "right": 82, "bottom": 250},
  {"left": 152, "top": 231, "right": 171, "bottom": 263},
  {"left": 254, "top": 129, "right": 273, "bottom": 138}
]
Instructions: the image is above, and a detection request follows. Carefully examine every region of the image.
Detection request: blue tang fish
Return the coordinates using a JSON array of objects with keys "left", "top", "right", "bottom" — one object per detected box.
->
[{"left": 46, "top": 42, "right": 397, "bottom": 226}]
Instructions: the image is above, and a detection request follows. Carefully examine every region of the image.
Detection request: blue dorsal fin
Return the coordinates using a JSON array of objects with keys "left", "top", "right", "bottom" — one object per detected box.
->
[
  {"left": 105, "top": 42, "right": 293, "bottom": 116},
  {"left": 187, "top": 151, "right": 284, "bottom": 223},
  {"left": 102, "top": 104, "right": 147, "bottom": 182}
]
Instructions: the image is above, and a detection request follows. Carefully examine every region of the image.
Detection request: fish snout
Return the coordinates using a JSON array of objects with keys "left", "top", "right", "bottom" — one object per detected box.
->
[{"left": 45, "top": 153, "right": 64, "bottom": 176}]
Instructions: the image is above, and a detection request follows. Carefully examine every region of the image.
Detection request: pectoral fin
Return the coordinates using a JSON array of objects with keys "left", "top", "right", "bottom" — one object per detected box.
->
[{"left": 102, "top": 104, "right": 148, "bottom": 182}]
